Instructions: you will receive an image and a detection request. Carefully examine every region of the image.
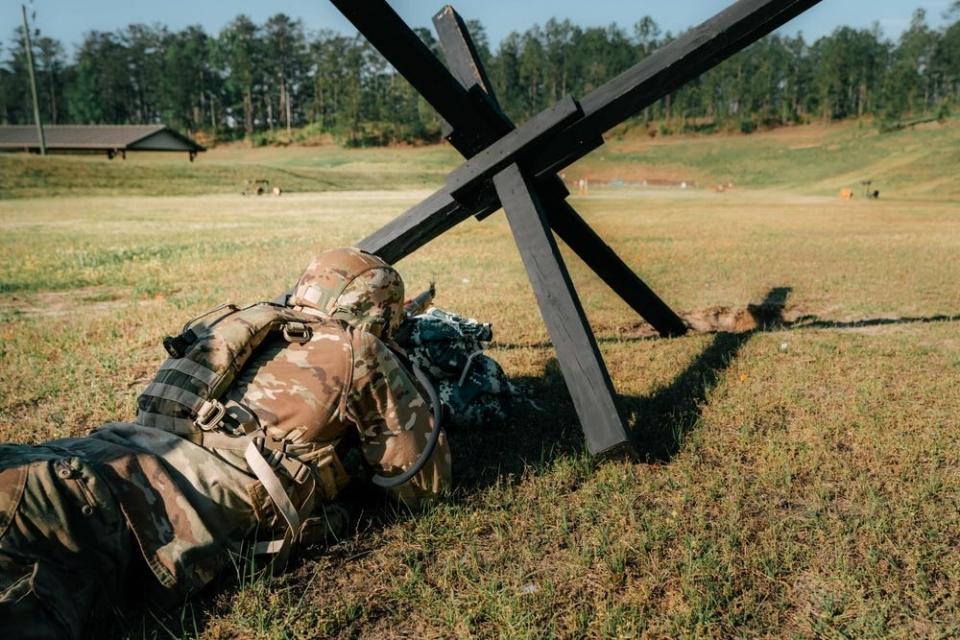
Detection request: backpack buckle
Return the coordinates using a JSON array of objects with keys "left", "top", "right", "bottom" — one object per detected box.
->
[
  {"left": 195, "top": 399, "right": 226, "bottom": 431},
  {"left": 162, "top": 328, "right": 198, "bottom": 358},
  {"left": 283, "top": 322, "right": 312, "bottom": 343}
]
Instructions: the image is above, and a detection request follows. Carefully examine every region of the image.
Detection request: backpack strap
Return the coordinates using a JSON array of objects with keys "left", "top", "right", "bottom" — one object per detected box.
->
[
  {"left": 140, "top": 302, "right": 327, "bottom": 435},
  {"left": 157, "top": 359, "right": 218, "bottom": 385},
  {"left": 140, "top": 381, "right": 229, "bottom": 431},
  {"left": 147, "top": 306, "right": 352, "bottom": 559},
  {"left": 200, "top": 428, "right": 321, "bottom": 562},
  {"left": 244, "top": 438, "right": 317, "bottom": 563}
]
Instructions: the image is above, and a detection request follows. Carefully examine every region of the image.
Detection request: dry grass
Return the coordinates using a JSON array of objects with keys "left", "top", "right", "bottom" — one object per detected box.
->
[
  {"left": 0, "top": 145, "right": 459, "bottom": 199},
  {"left": 4, "top": 116, "right": 960, "bottom": 201},
  {"left": 2, "top": 130, "right": 960, "bottom": 637},
  {"left": 577, "top": 117, "right": 960, "bottom": 199}
]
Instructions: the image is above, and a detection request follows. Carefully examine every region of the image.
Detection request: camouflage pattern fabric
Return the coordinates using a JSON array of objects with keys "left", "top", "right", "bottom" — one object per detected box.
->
[
  {"left": 0, "top": 424, "right": 256, "bottom": 639},
  {"left": 0, "top": 322, "right": 448, "bottom": 637},
  {"left": 291, "top": 248, "right": 405, "bottom": 340},
  {"left": 0, "top": 442, "right": 131, "bottom": 640},
  {"left": 137, "top": 302, "right": 324, "bottom": 432},
  {"left": 223, "top": 324, "right": 450, "bottom": 504},
  {"left": 394, "top": 307, "right": 530, "bottom": 428},
  {"left": 0, "top": 249, "right": 450, "bottom": 636}
]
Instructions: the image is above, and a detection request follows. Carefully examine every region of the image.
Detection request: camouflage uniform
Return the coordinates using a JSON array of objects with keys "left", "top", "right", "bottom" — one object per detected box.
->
[{"left": 0, "top": 248, "right": 449, "bottom": 639}]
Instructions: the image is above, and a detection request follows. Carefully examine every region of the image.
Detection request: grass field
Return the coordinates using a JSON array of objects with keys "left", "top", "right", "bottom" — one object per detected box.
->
[
  {"left": 3, "top": 117, "right": 960, "bottom": 200},
  {"left": 2, "top": 121, "right": 960, "bottom": 637}
]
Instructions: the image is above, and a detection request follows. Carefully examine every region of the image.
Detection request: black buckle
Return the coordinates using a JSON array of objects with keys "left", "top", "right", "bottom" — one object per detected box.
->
[{"left": 163, "top": 329, "right": 197, "bottom": 358}]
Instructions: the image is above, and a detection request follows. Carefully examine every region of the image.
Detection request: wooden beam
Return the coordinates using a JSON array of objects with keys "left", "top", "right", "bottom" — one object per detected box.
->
[
  {"left": 493, "top": 163, "right": 632, "bottom": 456},
  {"left": 329, "top": 0, "right": 503, "bottom": 155},
  {"left": 542, "top": 194, "right": 688, "bottom": 337},
  {"left": 432, "top": 6, "right": 502, "bottom": 112},
  {"left": 357, "top": 188, "right": 497, "bottom": 264},
  {"left": 358, "top": 96, "right": 581, "bottom": 261},
  {"left": 445, "top": 96, "right": 581, "bottom": 201},
  {"left": 411, "top": 7, "right": 689, "bottom": 337},
  {"left": 532, "top": 0, "right": 823, "bottom": 177},
  {"left": 357, "top": 174, "right": 687, "bottom": 338}
]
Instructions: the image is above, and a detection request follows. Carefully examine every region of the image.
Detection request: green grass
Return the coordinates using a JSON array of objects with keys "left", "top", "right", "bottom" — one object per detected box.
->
[
  {"left": 3, "top": 117, "right": 960, "bottom": 200},
  {"left": 0, "top": 144, "right": 460, "bottom": 199},
  {"left": 578, "top": 117, "right": 960, "bottom": 199},
  {"left": 2, "top": 121, "right": 960, "bottom": 637}
]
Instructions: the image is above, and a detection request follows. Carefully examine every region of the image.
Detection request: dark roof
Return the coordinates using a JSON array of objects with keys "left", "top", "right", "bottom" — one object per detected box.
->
[{"left": 0, "top": 125, "right": 205, "bottom": 152}]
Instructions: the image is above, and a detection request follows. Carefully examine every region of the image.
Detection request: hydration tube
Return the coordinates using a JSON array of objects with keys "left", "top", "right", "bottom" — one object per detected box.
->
[{"left": 371, "top": 364, "right": 445, "bottom": 489}]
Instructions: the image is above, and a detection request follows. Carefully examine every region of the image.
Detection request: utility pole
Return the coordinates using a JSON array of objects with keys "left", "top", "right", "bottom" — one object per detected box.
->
[{"left": 21, "top": 4, "right": 47, "bottom": 155}]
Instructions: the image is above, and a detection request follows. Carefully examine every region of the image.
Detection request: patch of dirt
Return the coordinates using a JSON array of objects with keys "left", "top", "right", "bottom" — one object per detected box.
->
[
  {"left": 614, "top": 301, "right": 960, "bottom": 337},
  {"left": 0, "top": 286, "right": 164, "bottom": 319},
  {"left": 562, "top": 163, "right": 703, "bottom": 187},
  {"left": 682, "top": 305, "right": 768, "bottom": 333},
  {"left": 604, "top": 301, "right": 806, "bottom": 337},
  {"left": 681, "top": 300, "right": 823, "bottom": 333}
]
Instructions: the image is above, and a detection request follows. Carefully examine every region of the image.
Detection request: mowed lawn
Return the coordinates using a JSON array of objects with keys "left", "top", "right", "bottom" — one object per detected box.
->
[{"left": 2, "top": 151, "right": 960, "bottom": 636}]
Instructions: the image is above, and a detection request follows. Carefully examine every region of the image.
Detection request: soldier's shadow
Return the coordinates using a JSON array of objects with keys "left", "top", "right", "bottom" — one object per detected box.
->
[{"left": 448, "top": 286, "right": 792, "bottom": 490}]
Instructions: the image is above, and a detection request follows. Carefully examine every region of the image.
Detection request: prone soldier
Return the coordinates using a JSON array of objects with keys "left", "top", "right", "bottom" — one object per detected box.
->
[{"left": 0, "top": 248, "right": 450, "bottom": 639}]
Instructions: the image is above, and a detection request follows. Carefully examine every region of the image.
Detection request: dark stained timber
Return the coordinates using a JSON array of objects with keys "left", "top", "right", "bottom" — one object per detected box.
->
[
  {"left": 433, "top": 6, "right": 497, "bottom": 101},
  {"left": 358, "top": 95, "right": 584, "bottom": 261},
  {"left": 355, "top": 0, "right": 824, "bottom": 253},
  {"left": 328, "top": 0, "right": 503, "bottom": 155},
  {"left": 444, "top": 96, "right": 580, "bottom": 201},
  {"left": 357, "top": 189, "right": 469, "bottom": 264},
  {"left": 542, "top": 198, "right": 688, "bottom": 337},
  {"left": 432, "top": 7, "right": 687, "bottom": 337},
  {"left": 331, "top": 0, "right": 822, "bottom": 455},
  {"left": 532, "top": 0, "right": 823, "bottom": 176},
  {"left": 356, "top": 4, "right": 685, "bottom": 338},
  {"left": 493, "top": 164, "right": 631, "bottom": 456}
]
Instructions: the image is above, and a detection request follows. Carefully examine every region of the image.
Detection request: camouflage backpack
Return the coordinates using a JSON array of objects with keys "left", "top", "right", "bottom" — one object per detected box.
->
[
  {"left": 137, "top": 302, "right": 326, "bottom": 436},
  {"left": 137, "top": 301, "right": 341, "bottom": 561}
]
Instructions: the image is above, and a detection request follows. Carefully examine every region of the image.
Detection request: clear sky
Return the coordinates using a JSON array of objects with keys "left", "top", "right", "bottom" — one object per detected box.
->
[{"left": 9, "top": 0, "right": 956, "bottom": 54}]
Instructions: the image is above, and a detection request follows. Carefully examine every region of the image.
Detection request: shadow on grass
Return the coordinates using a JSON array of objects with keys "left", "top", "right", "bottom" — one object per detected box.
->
[
  {"left": 493, "top": 297, "right": 960, "bottom": 353},
  {"left": 786, "top": 313, "right": 960, "bottom": 330},
  {"left": 622, "top": 329, "right": 755, "bottom": 461},
  {"left": 451, "top": 286, "right": 793, "bottom": 489},
  {"left": 625, "top": 286, "right": 791, "bottom": 461},
  {"left": 463, "top": 288, "right": 960, "bottom": 476}
]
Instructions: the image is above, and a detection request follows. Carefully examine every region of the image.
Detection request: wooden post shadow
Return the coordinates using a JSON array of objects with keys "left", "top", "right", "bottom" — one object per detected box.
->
[{"left": 325, "top": 0, "right": 823, "bottom": 456}]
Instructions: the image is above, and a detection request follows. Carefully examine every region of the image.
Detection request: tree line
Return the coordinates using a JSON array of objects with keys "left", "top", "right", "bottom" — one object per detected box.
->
[{"left": 2, "top": 6, "right": 959, "bottom": 146}]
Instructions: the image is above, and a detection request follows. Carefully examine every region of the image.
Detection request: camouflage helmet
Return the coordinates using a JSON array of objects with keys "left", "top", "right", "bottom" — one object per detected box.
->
[{"left": 292, "top": 248, "right": 405, "bottom": 339}]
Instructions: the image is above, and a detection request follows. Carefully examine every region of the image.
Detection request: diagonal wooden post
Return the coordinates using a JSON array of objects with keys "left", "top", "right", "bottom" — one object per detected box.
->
[
  {"left": 323, "top": 0, "right": 824, "bottom": 457},
  {"left": 432, "top": 5, "right": 687, "bottom": 338},
  {"left": 493, "top": 163, "right": 631, "bottom": 456}
]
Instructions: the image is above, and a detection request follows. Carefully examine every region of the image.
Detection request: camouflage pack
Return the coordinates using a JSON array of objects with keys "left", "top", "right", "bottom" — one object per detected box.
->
[
  {"left": 137, "top": 302, "right": 330, "bottom": 436},
  {"left": 291, "top": 248, "right": 405, "bottom": 340},
  {"left": 135, "top": 301, "right": 352, "bottom": 563},
  {"left": 395, "top": 307, "right": 534, "bottom": 428}
]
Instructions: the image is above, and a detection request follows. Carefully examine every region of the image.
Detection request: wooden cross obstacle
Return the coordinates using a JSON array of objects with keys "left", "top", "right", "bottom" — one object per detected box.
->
[{"left": 328, "top": 0, "right": 824, "bottom": 457}]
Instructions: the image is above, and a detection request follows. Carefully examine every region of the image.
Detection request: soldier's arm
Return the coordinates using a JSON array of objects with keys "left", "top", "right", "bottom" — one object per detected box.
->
[{"left": 346, "top": 330, "right": 451, "bottom": 504}]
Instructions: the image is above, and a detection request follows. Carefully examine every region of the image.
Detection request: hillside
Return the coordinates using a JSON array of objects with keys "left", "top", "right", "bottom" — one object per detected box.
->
[
  {"left": 573, "top": 117, "right": 960, "bottom": 200},
  {"left": 1, "top": 118, "right": 958, "bottom": 200},
  {"left": 0, "top": 144, "right": 460, "bottom": 199}
]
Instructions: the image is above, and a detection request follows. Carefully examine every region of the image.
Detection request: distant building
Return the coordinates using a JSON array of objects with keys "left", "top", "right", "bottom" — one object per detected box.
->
[{"left": 0, "top": 124, "right": 205, "bottom": 161}]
